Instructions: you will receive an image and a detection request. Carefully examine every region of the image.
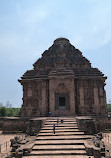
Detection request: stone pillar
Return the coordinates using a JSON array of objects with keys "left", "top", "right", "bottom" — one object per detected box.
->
[
  {"left": 69, "top": 78, "right": 75, "bottom": 115},
  {"left": 49, "top": 79, "right": 55, "bottom": 115},
  {"left": 79, "top": 86, "right": 85, "bottom": 114},
  {"left": 41, "top": 82, "right": 47, "bottom": 116},
  {"left": 94, "top": 87, "right": 100, "bottom": 115},
  {"left": 99, "top": 87, "right": 103, "bottom": 114},
  {"left": 103, "top": 89, "right": 107, "bottom": 114}
]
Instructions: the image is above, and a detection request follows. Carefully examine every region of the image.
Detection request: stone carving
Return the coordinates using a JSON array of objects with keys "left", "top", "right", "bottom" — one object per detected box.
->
[
  {"left": 85, "top": 132, "right": 105, "bottom": 158},
  {"left": 10, "top": 136, "right": 21, "bottom": 157},
  {"left": 18, "top": 38, "right": 107, "bottom": 117},
  {"left": 92, "top": 132, "right": 105, "bottom": 148},
  {"left": 9, "top": 136, "right": 35, "bottom": 158}
]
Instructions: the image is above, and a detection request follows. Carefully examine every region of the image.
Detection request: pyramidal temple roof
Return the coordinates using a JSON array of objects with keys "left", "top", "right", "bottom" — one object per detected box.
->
[
  {"left": 21, "top": 38, "right": 104, "bottom": 79},
  {"left": 54, "top": 38, "right": 70, "bottom": 44}
]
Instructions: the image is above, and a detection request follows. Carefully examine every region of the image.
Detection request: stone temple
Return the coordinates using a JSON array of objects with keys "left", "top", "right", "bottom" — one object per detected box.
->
[{"left": 19, "top": 38, "right": 107, "bottom": 117}]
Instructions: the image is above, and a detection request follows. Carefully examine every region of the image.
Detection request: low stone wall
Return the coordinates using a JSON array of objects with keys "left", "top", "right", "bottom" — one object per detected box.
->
[
  {"left": 2, "top": 117, "right": 29, "bottom": 133},
  {"left": 1, "top": 115, "right": 111, "bottom": 135},
  {"left": 76, "top": 116, "right": 98, "bottom": 134},
  {"left": 96, "top": 117, "right": 111, "bottom": 131},
  {"left": 26, "top": 118, "right": 46, "bottom": 135},
  {"left": 76, "top": 116, "right": 111, "bottom": 134},
  {"left": 0, "top": 117, "right": 46, "bottom": 135}
]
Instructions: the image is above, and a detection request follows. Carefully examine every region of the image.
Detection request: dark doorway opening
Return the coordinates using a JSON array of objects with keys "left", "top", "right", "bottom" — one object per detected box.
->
[
  {"left": 55, "top": 93, "right": 70, "bottom": 110},
  {"left": 59, "top": 97, "right": 66, "bottom": 107}
]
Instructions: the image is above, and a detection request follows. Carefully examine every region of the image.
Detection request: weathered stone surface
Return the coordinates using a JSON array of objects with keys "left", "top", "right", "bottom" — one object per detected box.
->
[
  {"left": 76, "top": 117, "right": 98, "bottom": 135},
  {"left": 1, "top": 117, "right": 45, "bottom": 135},
  {"left": 85, "top": 132, "right": 105, "bottom": 158},
  {"left": 22, "top": 117, "right": 94, "bottom": 158},
  {"left": 18, "top": 38, "right": 107, "bottom": 117},
  {"left": 2, "top": 117, "right": 29, "bottom": 133},
  {"left": 26, "top": 118, "right": 46, "bottom": 135}
]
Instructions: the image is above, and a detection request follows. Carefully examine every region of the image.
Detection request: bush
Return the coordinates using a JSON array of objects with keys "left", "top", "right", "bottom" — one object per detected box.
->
[
  {"left": 0, "top": 107, "right": 6, "bottom": 117},
  {"left": 0, "top": 107, "right": 21, "bottom": 117},
  {"left": 107, "top": 104, "right": 111, "bottom": 112}
]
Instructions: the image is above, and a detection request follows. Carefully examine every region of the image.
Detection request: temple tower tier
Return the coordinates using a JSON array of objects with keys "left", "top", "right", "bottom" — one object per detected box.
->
[{"left": 18, "top": 38, "right": 107, "bottom": 117}]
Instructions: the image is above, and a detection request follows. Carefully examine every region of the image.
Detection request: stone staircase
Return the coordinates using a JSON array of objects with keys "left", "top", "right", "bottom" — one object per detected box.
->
[{"left": 23, "top": 117, "right": 94, "bottom": 158}]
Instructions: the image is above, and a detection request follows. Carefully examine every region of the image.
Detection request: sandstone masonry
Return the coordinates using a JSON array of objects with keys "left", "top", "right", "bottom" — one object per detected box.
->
[{"left": 18, "top": 38, "right": 107, "bottom": 117}]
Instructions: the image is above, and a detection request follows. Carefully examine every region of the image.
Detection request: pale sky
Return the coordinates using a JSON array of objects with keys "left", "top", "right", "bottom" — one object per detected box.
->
[{"left": 0, "top": 0, "right": 111, "bottom": 107}]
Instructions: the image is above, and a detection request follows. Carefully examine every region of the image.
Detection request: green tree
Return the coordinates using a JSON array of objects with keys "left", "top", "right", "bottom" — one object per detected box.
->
[
  {"left": 0, "top": 107, "right": 6, "bottom": 117},
  {"left": 107, "top": 104, "right": 111, "bottom": 112},
  {"left": 5, "top": 108, "right": 21, "bottom": 117}
]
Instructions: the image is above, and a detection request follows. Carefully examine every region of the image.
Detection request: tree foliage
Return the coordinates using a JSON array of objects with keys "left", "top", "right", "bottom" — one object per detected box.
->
[
  {"left": 107, "top": 104, "right": 111, "bottom": 112},
  {"left": 0, "top": 107, "right": 6, "bottom": 117},
  {"left": 0, "top": 101, "right": 21, "bottom": 117},
  {"left": 0, "top": 107, "right": 20, "bottom": 117}
]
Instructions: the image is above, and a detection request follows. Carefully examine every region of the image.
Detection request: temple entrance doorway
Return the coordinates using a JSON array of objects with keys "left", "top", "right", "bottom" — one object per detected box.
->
[
  {"left": 59, "top": 96, "right": 66, "bottom": 109},
  {"left": 55, "top": 93, "right": 70, "bottom": 110}
]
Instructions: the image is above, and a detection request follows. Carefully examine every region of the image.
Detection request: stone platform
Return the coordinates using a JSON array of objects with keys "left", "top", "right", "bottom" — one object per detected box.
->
[{"left": 22, "top": 117, "right": 94, "bottom": 158}]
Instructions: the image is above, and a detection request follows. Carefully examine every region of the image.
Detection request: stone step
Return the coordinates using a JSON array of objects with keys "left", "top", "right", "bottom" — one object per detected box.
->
[
  {"left": 45, "top": 121, "right": 77, "bottom": 124},
  {"left": 45, "top": 120, "right": 77, "bottom": 124},
  {"left": 33, "top": 145, "right": 85, "bottom": 150},
  {"left": 46, "top": 119, "right": 77, "bottom": 121},
  {"left": 23, "top": 155, "right": 94, "bottom": 158},
  {"left": 38, "top": 132, "right": 85, "bottom": 136},
  {"left": 45, "top": 121, "right": 77, "bottom": 123},
  {"left": 46, "top": 121, "right": 77, "bottom": 123},
  {"left": 45, "top": 122, "right": 77, "bottom": 124},
  {"left": 40, "top": 129, "right": 82, "bottom": 133},
  {"left": 22, "top": 117, "right": 93, "bottom": 158},
  {"left": 35, "top": 139, "right": 85, "bottom": 145},
  {"left": 36, "top": 135, "right": 93, "bottom": 140},
  {"left": 47, "top": 117, "right": 76, "bottom": 120},
  {"left": 41, "top": 126, "right": 79, "bottom": 130},
  {"left": 44, "top": 124, "right": 78, "bottom": 127},
  {"left": 30, "top": 150, "right": 87, "bottom": 156}
]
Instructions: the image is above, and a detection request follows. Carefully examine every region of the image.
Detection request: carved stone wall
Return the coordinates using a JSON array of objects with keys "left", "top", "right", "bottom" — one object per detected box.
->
[
  {"left": 20, "top": 80, "right": 48, "bottom": 117},
  {"left": 49, "top": 76, "right": 75, "bottom": 116},
  {"left": 75, "top": 78, "right": 107, "bottom": 116},
  {"left": 19, "top": 38, "right": 107, "bottom": 117}
]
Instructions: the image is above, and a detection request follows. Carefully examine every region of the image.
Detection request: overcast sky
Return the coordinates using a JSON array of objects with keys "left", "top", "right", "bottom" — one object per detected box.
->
[{"left": 0, "top": 0, "right": 111, "bottom": 107}]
